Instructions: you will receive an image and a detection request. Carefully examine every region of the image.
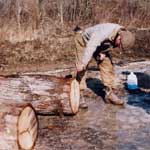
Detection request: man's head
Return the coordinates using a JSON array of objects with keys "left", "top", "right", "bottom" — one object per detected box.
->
[{"left": 115, "top": 30, "right": 135, "bottom": 50}]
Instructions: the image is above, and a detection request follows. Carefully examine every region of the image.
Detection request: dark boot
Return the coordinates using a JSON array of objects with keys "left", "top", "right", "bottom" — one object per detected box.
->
[
  {"left": 79, "top": 97, "right": 88, "bottom": 109},
  {"left": 105, "top": 88, "right": 124, "bottom": 105}
]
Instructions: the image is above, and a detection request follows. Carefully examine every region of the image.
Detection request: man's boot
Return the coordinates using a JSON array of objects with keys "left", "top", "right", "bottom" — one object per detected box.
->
[
  {"left": 105, "top": 88, "right": 124, "bottom": 105},
  {"left": 79, "top": 97, "right": 88, "bottom": 109}
]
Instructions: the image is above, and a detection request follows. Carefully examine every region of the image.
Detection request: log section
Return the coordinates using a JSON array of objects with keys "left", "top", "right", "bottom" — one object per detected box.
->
[
  {"left": 0, "top": 75, "right": 80, "bottom": 115},
  {"left": 23, "top": 75, "right": 80, "bottom": 114},
  {"left": 0, "top": 104, "right": 38, "bottom": 150}
]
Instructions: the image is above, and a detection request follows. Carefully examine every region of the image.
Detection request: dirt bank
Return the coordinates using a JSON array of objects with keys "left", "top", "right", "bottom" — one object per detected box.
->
[{"left": 0, "top": 28, "right": 150, "bottom": 75}]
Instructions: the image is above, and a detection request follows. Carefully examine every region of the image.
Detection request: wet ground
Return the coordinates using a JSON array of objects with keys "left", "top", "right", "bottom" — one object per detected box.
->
[{"left": 34, "top": 61, "right": 150, "bottom": 150}]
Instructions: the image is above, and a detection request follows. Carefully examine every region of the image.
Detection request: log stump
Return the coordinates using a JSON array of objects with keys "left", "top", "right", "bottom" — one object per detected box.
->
[
  {"left": 0, "top": 104, "right": 38, "bottom": 150},
  {"left": 0, "top": 75, "right": 80, "bottom": 115}
]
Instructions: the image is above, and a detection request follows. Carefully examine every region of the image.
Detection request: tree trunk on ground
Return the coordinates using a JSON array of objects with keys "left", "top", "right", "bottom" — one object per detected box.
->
[
  {"left": 0, "top": 104, "right": 38, "bottom": 150},
  {"left": 0, "top": 75, "right": 80, "bottom": 115}
]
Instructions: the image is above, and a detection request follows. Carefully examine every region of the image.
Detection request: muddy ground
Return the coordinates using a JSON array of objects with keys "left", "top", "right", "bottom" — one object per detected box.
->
[
  {"left": 0, "top": 28, "right": 150, "bottom": 75},
  {"left": 31, "top": 61, "right": 150, "bottom": 150}
]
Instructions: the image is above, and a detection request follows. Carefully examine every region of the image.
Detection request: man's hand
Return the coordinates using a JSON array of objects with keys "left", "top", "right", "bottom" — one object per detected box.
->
[
  {"left": 100, "top": 53, "right": 106, "bottom": 60},
  {"left": 75, "top": 62, "right": 85, "bottom": 72}
]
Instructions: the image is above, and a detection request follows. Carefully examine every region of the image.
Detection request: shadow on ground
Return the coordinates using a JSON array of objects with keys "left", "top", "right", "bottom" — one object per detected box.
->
[{"left": 86, "top": 78, "right": 105, "bottom": 101}]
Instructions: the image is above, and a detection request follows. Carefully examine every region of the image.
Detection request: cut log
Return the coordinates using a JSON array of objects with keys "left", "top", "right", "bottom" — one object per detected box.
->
[
  {"left": 0, "top": 75, "right": 80, "bottom": 115},
  {"left": 23, "top": 75, "right": 80, "bottom": 114},
  {"left": 0, "top": 104, "right": 38, "bottom": 150}
]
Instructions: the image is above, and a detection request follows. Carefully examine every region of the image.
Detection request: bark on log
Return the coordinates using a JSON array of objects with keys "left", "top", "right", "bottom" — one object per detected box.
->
[
  {"left": 0, "top": 75, "right": 80, "bottom": 115},
  {"left": 0, "top": 104, "right": 38, "bottom": 150}
]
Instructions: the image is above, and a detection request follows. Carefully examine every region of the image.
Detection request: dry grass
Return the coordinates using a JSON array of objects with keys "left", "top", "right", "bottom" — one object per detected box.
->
[
  {"left": 0, "top": 0, "right": 149, "bottom": 72},
  {"left": 0, "top": 0, "right": 149, "bottom": 41}
]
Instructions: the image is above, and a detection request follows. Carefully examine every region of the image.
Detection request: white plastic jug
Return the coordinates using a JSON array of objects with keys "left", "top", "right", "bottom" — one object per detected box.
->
[{"left": 127, "top": 72, "right": 138, "bottom": 90}]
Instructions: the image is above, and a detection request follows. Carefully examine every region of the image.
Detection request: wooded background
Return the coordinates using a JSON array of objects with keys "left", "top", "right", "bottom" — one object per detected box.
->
[
  {"left": 0, "top": 0, "right": 150, "bottom": 41},
  {"left": 0, "top": 0, "right": 149, "bottom": 71}
]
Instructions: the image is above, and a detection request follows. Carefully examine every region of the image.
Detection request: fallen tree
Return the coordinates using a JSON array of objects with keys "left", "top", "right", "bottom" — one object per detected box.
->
[{"left": 0, "top": 75, "right": 80, "bottom": 115}]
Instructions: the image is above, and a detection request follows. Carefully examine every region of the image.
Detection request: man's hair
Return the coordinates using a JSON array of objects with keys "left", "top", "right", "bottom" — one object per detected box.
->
[{"left": 73, "top": 26, "right": 82, "bottom": 32}]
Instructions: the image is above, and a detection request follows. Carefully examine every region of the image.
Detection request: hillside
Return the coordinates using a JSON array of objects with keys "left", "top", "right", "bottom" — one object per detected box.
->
[{"left": 0, "top": 0, "right": 149, "bottom": 73}]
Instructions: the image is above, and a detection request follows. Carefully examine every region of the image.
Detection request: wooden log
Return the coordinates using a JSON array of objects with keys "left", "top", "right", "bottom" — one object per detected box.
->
[
  {"left": 0, "top": 104, "right": 38, "bottom": 150},
  {"left": 23, "top": 75, "right": 80, "bottom": 114},
  {"left": 0, "top": 75, "right": 80, "bottom": 115}
]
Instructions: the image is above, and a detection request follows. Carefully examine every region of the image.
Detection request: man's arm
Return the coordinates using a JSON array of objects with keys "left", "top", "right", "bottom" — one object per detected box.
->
[{"left": 81, "top": 33, "right": 108, "bottom": 67}]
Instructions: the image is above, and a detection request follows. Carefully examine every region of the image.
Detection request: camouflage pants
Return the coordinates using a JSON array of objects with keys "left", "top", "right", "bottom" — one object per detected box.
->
[{"left": 74, "top": 32, "right": 116, "bottom": 90}]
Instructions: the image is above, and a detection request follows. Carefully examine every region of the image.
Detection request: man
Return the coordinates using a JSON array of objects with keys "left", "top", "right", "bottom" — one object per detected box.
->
[{"left": 74, "top": 23, "right": 135, "bottom": 108}]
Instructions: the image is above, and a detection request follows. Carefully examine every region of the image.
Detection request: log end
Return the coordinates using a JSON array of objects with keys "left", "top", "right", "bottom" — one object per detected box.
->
[
  {"left": 70, "top": 79, "right": 80, "bottom": 114},
  {"left": 17, "top": 105, "right": 38, "bottom": 150}
]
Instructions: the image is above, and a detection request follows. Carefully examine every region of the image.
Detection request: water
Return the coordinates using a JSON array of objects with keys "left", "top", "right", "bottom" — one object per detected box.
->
[
  {"left": 124, "top": 72, "right": 150, "bottom": 114},
  {"left": 33, "top": 63, "right": 150, "bottom": 150},
  {"left": 127, "top": 91, "right": 150, "bottom": 114},
  {"left": 32, "top": 61, "right": 150, "bottom": 150}
]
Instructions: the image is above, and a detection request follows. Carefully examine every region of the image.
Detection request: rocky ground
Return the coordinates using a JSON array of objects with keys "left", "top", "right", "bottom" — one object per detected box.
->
[{"left": 33, "top": 61, "right": 150, "bottom": 150}]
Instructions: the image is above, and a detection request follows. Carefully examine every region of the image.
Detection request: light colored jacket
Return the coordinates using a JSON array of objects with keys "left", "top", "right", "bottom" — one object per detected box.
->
[{"left": 81, "top": 23, "right": 123, "bottom": 66}]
